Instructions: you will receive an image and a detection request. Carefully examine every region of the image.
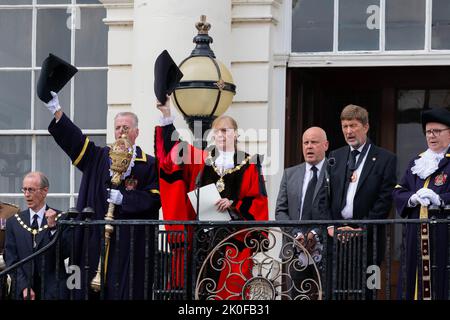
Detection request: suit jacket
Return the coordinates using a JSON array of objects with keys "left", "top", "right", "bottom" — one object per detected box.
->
[
  {"left": 328, "top": 143, "right": 397, "bottom": 221},
  {"left": 275, "top": 160, "right": 331, "bottom": 240},
  {"left": 4, "top": 207, "right": 68, "bottom": 300},
  {"left": 328, "top": 143, "right": 396, "bottom": 265}
]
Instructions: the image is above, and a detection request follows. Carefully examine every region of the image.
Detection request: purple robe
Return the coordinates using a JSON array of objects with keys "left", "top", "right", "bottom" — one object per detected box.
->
[{"left": 393, "top": 150, "right": 450, "bottom": 300}]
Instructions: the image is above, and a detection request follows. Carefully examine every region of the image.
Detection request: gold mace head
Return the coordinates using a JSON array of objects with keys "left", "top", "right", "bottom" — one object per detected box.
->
[{"left": 109, "top": 133, "right": 133, "bottom": 186}]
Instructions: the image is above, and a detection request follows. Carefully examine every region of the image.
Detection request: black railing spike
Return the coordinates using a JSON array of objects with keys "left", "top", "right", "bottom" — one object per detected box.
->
[
  {"left": 82, "top": 207, "right": 94, "bottom": 220},
  {"left": 429, "top": 205, "right": 440, "bottom": 221},
  {"left": 67, "top": 207, "right": 79, "bottom": 220},
  {"left": 444, "top": 205, "right": 450, "bottom": 213}
]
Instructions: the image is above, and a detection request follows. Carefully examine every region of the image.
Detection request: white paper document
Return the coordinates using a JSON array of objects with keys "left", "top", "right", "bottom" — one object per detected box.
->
[{"left": 187, "top": 183, "right": 230, "bottom": 221}]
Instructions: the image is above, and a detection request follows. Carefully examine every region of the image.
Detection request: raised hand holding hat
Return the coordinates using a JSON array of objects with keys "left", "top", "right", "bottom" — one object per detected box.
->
[
  {"left": 45, "top": 91, "right": 61, "bottom": 115},
  {"left": 37, "top": 53, "right": 78, "bottom": 103}
]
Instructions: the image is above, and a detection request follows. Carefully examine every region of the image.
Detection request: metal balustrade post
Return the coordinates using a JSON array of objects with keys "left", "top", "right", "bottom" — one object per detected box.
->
[
  {"left": 144, "top": 225, "right": 150, "bottom": 300},
  {"left": 187, "top": 226, "right": 193, "bottom": 300},
  {"left": 350, "top": 231, "right": 355, "bottom": 299},
  {"left": 386, "top": 224, "right": 392, "bottom": 300},
  {"left": 429, "top": 205, "right": 439, "bottom": 300},
  {"left": 355, "top": 231, "right": 361, "bottom": 300},
  {"left": 401, "top": 223, "right": 407, "bottom": 300},
  {"left": 68, "top": 207, "right": 78, "bottom": 301},
  {"left": 128, "top": 226, "right": 135, "bottom": 300},
  {"left": 445, "top": 205, "right": 450, "bottom": 300},
  {"left": 163, "top": 231, "right": 168, "bottom": 300},
  {"left": 362, "top": 227, "right": 367, "bottom": 300},
  {"left": 343, "top": 231, "right": 348, "bottom": 300},
  {"left": 321, "top": 226, "right": 328, "bottom": 300},
  {"left": 82, "top": 207, "right": 93, "bottom": 301},
  {"left": 416, "top": 223, "right": 422, "bottom": 300},
  {"left": 372, "top": 224, "right": 378, "bottom": 300},
  {"left": 114, "top": 224, "right": 120, "bottom": 299}
]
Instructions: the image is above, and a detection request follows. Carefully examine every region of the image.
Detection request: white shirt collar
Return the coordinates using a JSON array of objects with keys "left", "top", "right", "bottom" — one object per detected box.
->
[
  {"left": 29, "top": 205, "right": 46, "bottom": 225},
  {"left": 215, "top": 150, "right": 235, "bottom": 170},
  {"left": 350, "top": 142, "right": 367, "bottom": 153},
  {"left": 306, "top": 158, "right": 325, "bottom": 173}
]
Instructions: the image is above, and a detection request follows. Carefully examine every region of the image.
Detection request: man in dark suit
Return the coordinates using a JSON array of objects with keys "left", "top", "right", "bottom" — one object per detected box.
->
[
  {"left": 328, "top": 104, "right": 396, "bottom": 298},
  {"left": 276, "top": 126, "right": 331, "bottom": 299},
  {"left": 4, "top": 171, "right": 66, "bottom": 300}
]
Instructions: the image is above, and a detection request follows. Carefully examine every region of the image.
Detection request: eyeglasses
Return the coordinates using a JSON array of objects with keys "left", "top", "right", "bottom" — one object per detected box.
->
[
  {"left": 21, "top": 187, "right": 41, "bottom": 194},
  {"left": 424, "top": 128, "right": 450, "bottom": 137}
]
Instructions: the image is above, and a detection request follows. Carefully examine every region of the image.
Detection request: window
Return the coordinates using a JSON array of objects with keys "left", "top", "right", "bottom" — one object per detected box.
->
[
  {"left": 339, "top": 0, "right": 380, "bottom": 51},
  {"left": 292, "top": 0, "right": 334, "bottom": 52},
  {"left": 292, "top": 0, "right": 450, "bottom": 53},
  {"left": 385, "top": 0, "right": 426, "bottom": 50},
  {"left": 396, "top": 89, "right": 450, "bottom": 175},
  {"left": 432, "top": 0, "right": 450, "bottom": 49},
  {"left": 0, "top": 0, "right": 108, "bottom": 211}
]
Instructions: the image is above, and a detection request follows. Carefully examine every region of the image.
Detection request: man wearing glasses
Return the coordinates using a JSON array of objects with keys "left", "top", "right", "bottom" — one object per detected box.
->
[
  {"left": 4, "top": 171, "right": 67, "bottom": 300},
  {"left": 393, "top": 107, "right": 450, "bottom": 300}
]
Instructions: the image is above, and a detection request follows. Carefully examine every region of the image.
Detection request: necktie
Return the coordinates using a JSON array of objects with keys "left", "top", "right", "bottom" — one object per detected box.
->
[
  {"left": 346, "top": 149, "right": 360, "bottom": 181},
  {"left": 31, "top": 214, "right": 39, "bottom": 248},
  {"left": 349, "top": 149, "right": 360, "bottom": 170},
  {"left": 301, "top": 166, "right": 318, "bottom": 220},
  {"left": 342, "top": 149, "right": 361, "bottom": 209}
]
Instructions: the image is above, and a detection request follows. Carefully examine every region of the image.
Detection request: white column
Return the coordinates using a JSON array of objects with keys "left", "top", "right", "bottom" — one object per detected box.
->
[
  {"left": 99, "top": 0, "right": 135, "bottom": 145},
  {"left": 231, "top": 0, "right": 287, "bottom": 219},
  {"left": 131, "top": 0, "right": 233, "bottom": 155}
]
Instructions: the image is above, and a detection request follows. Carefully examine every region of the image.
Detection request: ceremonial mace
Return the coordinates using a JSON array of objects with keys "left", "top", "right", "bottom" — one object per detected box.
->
[{"left": 91, "top": 133, "right": 133, "bottom": 292}]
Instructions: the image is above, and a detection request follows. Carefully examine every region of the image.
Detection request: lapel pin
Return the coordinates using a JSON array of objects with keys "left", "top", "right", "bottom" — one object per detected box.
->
[{"left": 372, "top": 157, "right": 376, "bottom": 161}]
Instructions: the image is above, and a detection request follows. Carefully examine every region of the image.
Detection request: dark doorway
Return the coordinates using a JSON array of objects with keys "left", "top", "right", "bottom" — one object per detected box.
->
[{"left": 285, "top": 66, "right": 450, "bottom": 168}]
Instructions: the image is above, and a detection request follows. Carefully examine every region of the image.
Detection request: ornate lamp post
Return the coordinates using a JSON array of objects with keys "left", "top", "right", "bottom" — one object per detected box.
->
[{"left": 172, "top": 15, "right": 236, "bottom": 149}]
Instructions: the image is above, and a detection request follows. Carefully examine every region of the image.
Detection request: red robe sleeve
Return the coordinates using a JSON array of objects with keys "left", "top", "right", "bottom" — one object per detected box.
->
[
  {"left": 234, "top": 162, "right": 269, "bottom": 222},
  {"left": 155, "top": 125, "right": 206, "bottom": 229}
]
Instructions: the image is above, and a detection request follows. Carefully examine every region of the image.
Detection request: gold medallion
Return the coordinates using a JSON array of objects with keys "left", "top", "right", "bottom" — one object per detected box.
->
[
  {"left": 216, "top": 178, "right": 225, "bottom": 193},
  {"left": 351, "top": 172, "right": 357, "bottom": 183}
]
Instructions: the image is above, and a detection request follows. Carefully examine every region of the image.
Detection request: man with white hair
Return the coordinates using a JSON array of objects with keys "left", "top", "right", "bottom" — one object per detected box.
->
[
  {"left": 42, "top": 92, "right": 161, "bottom": 299},
  {"left": 5, "top": 171, "right": 64, "bottom": 300}
]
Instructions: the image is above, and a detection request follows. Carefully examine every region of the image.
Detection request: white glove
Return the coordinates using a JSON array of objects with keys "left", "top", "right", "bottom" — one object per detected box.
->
[
  {"left": 416, "top": 188, "right": 442, "bottom": 206},
  {"left": 45, "top": 91, "right": 61, "bottom": 114},
  {"left": 107, "top": 189, "right": 123, "bottom": 205},
  {"left": 408, "top": 193, "right": 430, "bottom": 207}
]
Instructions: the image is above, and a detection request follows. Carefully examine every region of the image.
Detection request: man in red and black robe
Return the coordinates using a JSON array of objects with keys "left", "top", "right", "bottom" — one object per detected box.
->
[{"left": 155, "top": 122, "right": 268, "bottom": 300}]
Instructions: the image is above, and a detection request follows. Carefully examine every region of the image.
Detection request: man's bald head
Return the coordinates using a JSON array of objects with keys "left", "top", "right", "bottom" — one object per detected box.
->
[
  {"left": 302, "top": 127, "right": 329, "bottom": 165},
  {"left": 303, "top": 127, "right": 327, "bottom": 141}
]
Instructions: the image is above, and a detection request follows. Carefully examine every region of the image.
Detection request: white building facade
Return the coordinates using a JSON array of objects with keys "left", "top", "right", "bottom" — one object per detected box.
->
[{"left": 2, "top": 0, "right": 450, "bottom": 221}]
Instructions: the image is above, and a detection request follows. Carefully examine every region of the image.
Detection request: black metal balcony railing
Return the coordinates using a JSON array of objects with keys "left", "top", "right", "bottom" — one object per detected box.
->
[{"left": 0, "top": 208, "right": 450, "bottom": 300}]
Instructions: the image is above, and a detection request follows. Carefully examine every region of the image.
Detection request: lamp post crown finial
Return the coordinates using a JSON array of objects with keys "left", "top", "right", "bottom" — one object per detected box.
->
[{"left": 196, "top": 15, "right": 211, "bottom": 35}]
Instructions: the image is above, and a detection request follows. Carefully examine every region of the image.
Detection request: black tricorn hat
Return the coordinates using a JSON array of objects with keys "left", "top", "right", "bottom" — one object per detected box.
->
[
  {"left": 154, "top": 50, "right": 183, "bottom": 105},
  {"left": 37, "top": 53, "right": 78, "bottom": 103},
  {"left": 421, "top": 107, "right": 450, "bottom": 131}
]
